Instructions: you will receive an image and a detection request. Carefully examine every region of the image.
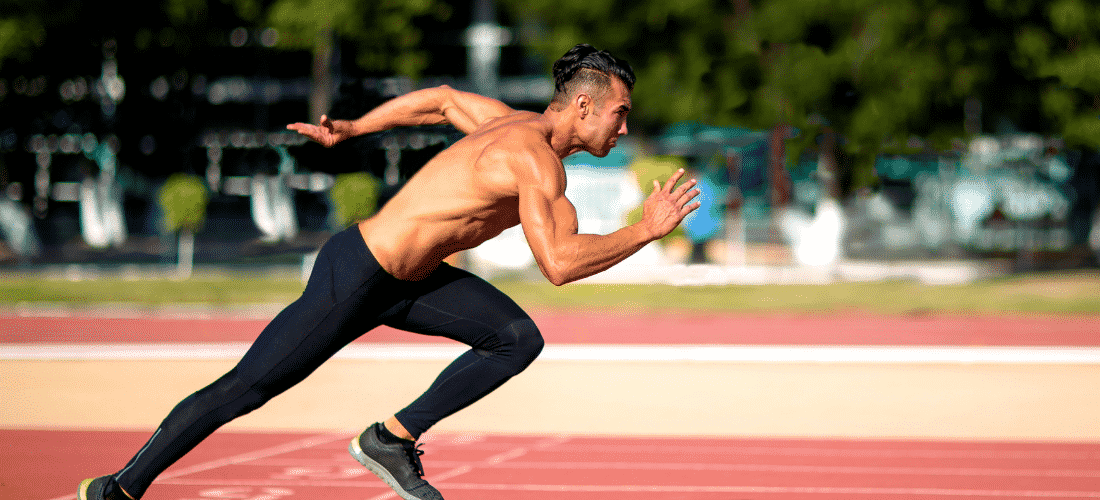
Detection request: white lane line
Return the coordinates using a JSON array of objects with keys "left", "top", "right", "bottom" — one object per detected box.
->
[
  {"left": 482, "top": 461, "right": 1100, "bottom": 477},
  {"left": 42, "top": 432, "right": 350, "bottom": 500},
  {"left": 157, "top": 431, "right": 352, "bottom": 480},
  {"left": 517, "top": 443, "right": 1100, "bottom": 460},
  {"left": 7, "top": 343, "right": 1100, "bottom": 364},
  {"left": 242, "top": 458, "right": 1100, "bottom": 478},
  {"left": 412, "top": 432, "right": 537, "bottom": 497}
]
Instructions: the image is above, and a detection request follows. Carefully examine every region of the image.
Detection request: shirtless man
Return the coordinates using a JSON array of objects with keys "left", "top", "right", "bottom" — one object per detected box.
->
[{"left": 79, "top": 44, "right": 699, "bottom": 500}]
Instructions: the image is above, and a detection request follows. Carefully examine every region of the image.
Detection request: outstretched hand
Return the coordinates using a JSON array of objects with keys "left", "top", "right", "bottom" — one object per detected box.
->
[
  {"left": 286, "top": 115, "right": 352, "bottom": 148},
  {"left": 641, "top": 169, "right": 701, "bottom": 240}
]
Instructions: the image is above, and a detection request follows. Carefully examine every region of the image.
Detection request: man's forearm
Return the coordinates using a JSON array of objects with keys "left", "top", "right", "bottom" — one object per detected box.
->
[
  {"left": 542, "top": 224, "right": 653, "bottom": 285},
  {"left": 347, "top": 87, "right": 449, "bottom": 136}
]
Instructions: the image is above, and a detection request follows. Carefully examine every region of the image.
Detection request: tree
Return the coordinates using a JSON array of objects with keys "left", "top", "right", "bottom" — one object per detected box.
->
[
  {"left": 328, "top": 171, "right": 380, "bottom": 229},
  {"left": 499, "top": 0, "right": 1099, "bottom": 192},
  {"left": 1010, "top": 0, "right": 1100, "bottom": 149},
  {"left": 264, "top": 0, "right": 452, "bottom": 122},
  {"left": 158, "top": 173, "right": 208, "bottom": 279},
  {"left": 0, "top": 1, "right": 46, "bottom": 71}
]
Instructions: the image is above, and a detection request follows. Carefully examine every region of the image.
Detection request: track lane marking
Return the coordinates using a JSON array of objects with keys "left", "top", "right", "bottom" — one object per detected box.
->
[{"left": 233, "top": 458, "right": 1100, "bottom": 478}]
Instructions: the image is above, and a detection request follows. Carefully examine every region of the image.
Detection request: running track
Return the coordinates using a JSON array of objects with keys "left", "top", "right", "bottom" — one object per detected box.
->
[{"left": 5, "top": 310, "right": 1100, "bottom": 499}]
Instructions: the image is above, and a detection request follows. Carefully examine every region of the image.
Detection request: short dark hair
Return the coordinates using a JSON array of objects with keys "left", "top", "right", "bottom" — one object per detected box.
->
[{"left": 549, "top": 44, "right": 635, "bottom": 109}]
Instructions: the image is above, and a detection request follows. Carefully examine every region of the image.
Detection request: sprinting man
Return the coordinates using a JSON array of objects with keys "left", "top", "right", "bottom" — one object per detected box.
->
[{"left": 80, "top": 43, "right": 700, "bottom": 500}]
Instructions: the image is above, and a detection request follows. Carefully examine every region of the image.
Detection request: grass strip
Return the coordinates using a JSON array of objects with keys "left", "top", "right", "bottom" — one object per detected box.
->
[{"left": 0, "top": 270, "right": 1096, "bottom": 316}]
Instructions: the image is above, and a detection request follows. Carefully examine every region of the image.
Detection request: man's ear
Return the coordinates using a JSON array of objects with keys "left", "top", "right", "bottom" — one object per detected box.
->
[{"left": 575, "top": 93, "right": 592, "bottom": 119}]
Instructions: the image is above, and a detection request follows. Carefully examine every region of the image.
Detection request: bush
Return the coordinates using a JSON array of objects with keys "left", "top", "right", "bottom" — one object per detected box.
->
[
  {"left": 625, "top": 155, "right": 689, "bottom": 242},
  {"left": 158, "top": 173, "right": 209, "bottom": 233},
  {"left": 329, "top": 172, "right": 381, "bottom": 229}
]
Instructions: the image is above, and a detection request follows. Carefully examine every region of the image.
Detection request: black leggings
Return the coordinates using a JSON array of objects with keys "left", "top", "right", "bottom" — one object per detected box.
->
[{"left": 114, "top": 226, "right": 544, "bottom": 498}]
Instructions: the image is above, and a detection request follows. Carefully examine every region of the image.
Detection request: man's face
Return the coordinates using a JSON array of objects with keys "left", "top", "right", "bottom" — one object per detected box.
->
[{"left": 579, "top": 78, "right": 631, "bottom": 158}]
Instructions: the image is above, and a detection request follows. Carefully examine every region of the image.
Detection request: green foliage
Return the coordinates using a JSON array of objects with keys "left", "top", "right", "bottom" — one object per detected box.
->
[
  {"left": 163, "top": 0, "right": 208, "bottom": 23},
  {"left": 328, "top": 172, "right": 380, "bottom": 229},
  {"left": 1046, "top": 0, "right": 1091, "bottom": 36},
  {"left": 265, "top": 0, "right": 450, "bottom": 77},
  {"left": 158, "top": 173, "right": 209, "bottom": 233},
  {"left": 0, "top": 13, "right": 45, "bottom": 69},
  {"left": 629, "top": 155, "right": 688, "bottom": 192},
  {"left": 502, "top": 0, "right": 1100, "bottom": 180},
  {"left": 624, "top": 156, "right": 688, "bottom": 241},
  {"left": 163, "top": 0, "right": 262, "bottom": 24}
]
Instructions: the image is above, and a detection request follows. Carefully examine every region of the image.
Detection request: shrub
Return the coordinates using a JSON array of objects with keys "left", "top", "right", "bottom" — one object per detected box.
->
[
  {"left": 329, "top": 172, "right": 380, "bottom": 229},
  {"left": 158, "top": 173, "right": 209, "bottom": 233}
]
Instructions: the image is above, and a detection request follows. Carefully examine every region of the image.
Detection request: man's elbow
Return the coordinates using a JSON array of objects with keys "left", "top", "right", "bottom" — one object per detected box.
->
[
  {"left": 543, "top": 268, "right": 570, "bottom": 287},
  {"left": 547, "top": 275, "right": 570, "bottom": 287},
  {"left": 540, "top": 260, "right": 573, "bottom": 286}
]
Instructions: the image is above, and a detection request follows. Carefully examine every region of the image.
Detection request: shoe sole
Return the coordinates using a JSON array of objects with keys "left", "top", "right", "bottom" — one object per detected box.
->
[
  {"left": 77, "top": 478, "right": 94, "bottom": 500},
  {"left": 349, "top": 435, "right": 419, "bottom": 500}
]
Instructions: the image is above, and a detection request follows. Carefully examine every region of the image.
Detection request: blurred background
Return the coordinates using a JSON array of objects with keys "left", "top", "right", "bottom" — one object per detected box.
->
[{"left": 2, "top": 0, "right": 1099, "bottom": 283}]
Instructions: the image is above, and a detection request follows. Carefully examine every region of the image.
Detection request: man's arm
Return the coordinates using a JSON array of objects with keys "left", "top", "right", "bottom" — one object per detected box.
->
[
  {"left": 287, "top": 85, "right": 514, "bottom": 146},
  {"left": 516, "top": 147, "right": 701, "bottom": 286}
]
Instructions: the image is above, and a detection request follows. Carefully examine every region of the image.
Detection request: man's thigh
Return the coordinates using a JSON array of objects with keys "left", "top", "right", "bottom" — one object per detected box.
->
[{"left": 384, "top": 264, "right": 533, "bottom": 348}]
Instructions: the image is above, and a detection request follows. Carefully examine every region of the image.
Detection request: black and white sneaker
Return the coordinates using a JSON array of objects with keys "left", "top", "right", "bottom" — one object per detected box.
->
[{"left": 349, "top": 423, "right": 444, "bottom": 500}]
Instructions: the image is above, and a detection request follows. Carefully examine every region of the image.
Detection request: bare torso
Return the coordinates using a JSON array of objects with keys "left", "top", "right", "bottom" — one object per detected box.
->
[
  {"left": 359, "top": 110, "right": 555, "bottom": 280},
  {"left": 289, "top": 80, "right": 694, "bottom": 286}
]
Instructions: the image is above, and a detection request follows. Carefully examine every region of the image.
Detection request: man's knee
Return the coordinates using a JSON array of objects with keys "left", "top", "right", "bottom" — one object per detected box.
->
[{"left": 498, "top": 318, "right": 544, "bottom": 371}]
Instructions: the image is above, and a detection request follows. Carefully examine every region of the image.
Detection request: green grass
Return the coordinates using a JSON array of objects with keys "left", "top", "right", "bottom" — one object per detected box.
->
[
  {"left": 0, "top": 269, "right": 307, "bottom": 307},
  {"left": 0, "top": 268, "right": 1097, "bottom": 316},
  {"left": 494, "top": 271, "right": 1100, "bottom": 315}
]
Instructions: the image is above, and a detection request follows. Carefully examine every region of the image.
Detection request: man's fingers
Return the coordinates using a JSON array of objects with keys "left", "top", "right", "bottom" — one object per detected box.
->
[
  {"left": 681, "top": 200, "right": 701, "bottom": 216},
  {"left": 662, "top": 169, "right": 686, "bottom": 192},
  {"left": 286, "top": 122, "right": 338, "bottom": 147},
  {"left": 677, "top": 188, "right": 701, "bottom": 207},
  {"left": 288, "top": 122, "right": 318, "bottom": 133},
  {"left": 672, "top": 178, "right": 697, "bottom": 198}
]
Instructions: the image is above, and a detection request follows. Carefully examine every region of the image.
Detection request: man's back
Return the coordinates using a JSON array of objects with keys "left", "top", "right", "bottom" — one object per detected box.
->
[{"left": 361, "top": 109, "right": 555, "bottom": 280}]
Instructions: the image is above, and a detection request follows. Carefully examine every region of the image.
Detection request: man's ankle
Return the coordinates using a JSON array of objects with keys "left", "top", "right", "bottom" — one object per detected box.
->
[
  {"left": 104, "top": 478, "right": 136, "bottom": 500},
  {"left": 382, "top": 418, "right": 415, "bottom": 441},
  {"left": 377, "top": 422, "right": 413, "bottom": 445}
]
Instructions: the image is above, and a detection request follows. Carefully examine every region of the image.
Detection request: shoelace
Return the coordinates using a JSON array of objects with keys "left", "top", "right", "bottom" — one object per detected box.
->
[{"left": 402, "top": 442, "right": 427, "bottom": 478}]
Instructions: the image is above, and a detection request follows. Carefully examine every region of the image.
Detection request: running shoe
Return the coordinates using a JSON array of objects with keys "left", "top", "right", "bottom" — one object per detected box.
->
[
  {"left": 349, "top": 423, "right": 444, "bottom": 500},
  {"left": 78, "top": 475, "right": 123, "bottom": 500}
]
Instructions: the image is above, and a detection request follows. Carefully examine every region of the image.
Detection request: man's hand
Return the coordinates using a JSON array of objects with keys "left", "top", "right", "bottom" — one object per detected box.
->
[
  {"left": 640, "top": 169, "right": 701, "bottom": 240},
  {"left": 286, "top": 115, "right": 354, "bottom": 147}
]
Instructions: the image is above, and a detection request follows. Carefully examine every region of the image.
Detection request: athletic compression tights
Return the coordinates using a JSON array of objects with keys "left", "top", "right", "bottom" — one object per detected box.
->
[{"left": 113, "top": 226, "right": 544, "bottom": 498}]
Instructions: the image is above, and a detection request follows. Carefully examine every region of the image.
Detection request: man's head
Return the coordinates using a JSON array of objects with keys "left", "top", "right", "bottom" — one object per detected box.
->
[
  {"left": 549, "top": 44, "right": 635, "bottom": 111},
  {"left": 549, "top": 44, "right": 635, "bottom": 157}
]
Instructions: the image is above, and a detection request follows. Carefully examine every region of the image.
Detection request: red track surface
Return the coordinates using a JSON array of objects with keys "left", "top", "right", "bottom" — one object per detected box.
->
[
  {"left": 12, "top": 428, "right": 1100, "bottom": 500},
  {"left": 5, "top": 313, "right": 1100, "bottom": 499}
]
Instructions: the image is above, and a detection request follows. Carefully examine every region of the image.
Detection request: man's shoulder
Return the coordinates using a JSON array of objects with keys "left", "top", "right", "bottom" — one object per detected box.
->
[
  {"left": 481, "top": 114, "right": 556, "bottom": 158},
  {"left": 486, "top": 111, "right": 549, "bottom": 136}
]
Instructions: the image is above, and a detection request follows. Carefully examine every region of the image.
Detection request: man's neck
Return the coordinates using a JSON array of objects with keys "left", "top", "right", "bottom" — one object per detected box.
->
[{"left": 542, "top": 108, "right": 585, "bottom": 160}]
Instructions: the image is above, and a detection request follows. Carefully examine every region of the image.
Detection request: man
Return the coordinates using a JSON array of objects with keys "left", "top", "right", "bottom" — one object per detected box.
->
[{"left": 79, "top": 43, "right": 699, "bottom": 500}]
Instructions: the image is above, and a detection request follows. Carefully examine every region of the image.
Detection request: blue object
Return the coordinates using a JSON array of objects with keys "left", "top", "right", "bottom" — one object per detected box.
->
[{"left": 682, "top": 175, "right": 724, "bottom": 243}]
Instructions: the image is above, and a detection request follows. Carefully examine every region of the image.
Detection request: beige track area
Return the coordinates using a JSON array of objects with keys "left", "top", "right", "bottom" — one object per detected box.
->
[{"left": 6, "top": 357, "right": 1100, "bottom": 441}]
